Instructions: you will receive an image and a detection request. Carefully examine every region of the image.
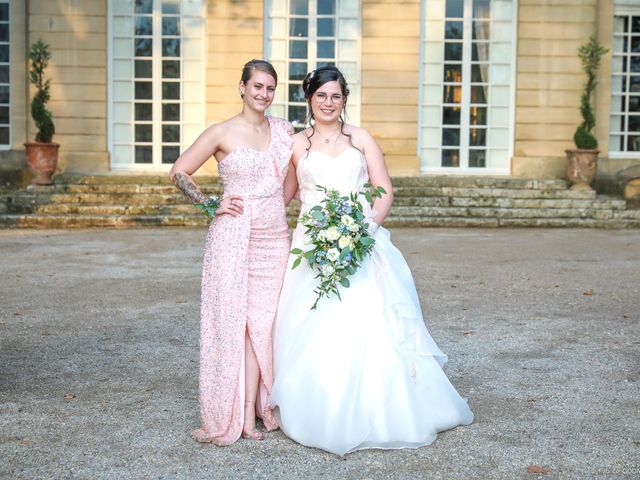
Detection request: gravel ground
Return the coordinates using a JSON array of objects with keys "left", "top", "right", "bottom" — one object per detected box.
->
[{"left": 0, "top": 227, "right": 639, "bottom": 480}]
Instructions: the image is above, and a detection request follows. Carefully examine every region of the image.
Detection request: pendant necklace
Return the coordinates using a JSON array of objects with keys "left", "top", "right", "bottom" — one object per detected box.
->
[{"left": 316, "top": 127, "right": 341, "bottom": 144}]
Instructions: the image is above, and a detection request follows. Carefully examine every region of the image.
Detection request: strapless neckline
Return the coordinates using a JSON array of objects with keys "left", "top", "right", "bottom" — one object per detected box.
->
[{"left": 304, "top": 147, "right": 361, "bottom": 161}]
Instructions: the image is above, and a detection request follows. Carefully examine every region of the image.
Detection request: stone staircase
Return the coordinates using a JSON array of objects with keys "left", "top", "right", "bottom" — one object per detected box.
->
[{"left": 0, "top": 174, "right": 639, "bottom": 228}]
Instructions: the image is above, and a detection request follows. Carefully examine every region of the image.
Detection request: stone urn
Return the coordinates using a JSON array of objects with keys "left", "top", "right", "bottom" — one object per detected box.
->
[
  {"left": 565, "top": 149, "right": 598, "bottom": 191},
  {"left": 24, "top": 142, "right": 59, "bottom": 185}
]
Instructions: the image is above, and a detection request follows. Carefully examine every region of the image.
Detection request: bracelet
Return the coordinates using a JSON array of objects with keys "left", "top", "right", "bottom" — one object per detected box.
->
[{"left": 195, "top": 195, "right": 221, "bottom": 218}]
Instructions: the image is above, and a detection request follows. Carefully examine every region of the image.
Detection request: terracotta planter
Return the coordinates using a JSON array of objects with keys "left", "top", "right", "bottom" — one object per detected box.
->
[
  {"left": 565, "top": 149, "right": 598, "bottom": 191},
  {"left": 24, "top": 142, "right": 59, "bottom": 185}
]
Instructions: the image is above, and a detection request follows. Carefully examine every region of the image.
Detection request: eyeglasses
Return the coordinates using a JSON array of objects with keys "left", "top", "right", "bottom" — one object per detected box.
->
[{"left": 313, "top": 92, "right": 344, "bottom": 104}]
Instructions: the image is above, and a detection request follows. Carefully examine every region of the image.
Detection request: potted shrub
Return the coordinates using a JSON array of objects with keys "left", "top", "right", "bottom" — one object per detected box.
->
[
  {"left": 24, "top": 39, "right": 59, "bottom": 186},
  {"left": 565, "top": 35, "right": 609, "bottom": 191}
]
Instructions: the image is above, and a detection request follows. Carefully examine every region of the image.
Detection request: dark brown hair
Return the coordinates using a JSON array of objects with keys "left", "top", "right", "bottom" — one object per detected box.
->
[
  {"left": 301, "top": 65, "right": 356, "bottom": 153},
  {"left": 240, "top": 59, "right": 278, "bottom": 86}
]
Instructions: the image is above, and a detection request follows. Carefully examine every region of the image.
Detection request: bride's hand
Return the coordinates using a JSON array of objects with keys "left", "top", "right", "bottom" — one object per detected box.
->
[{"left": 217, "top": 195, "right": 244, "bottom": 216}]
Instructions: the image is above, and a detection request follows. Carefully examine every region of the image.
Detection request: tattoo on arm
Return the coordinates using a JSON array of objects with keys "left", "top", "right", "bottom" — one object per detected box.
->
[{"left": 172, "top": 172, "right": 207, "bottom": 204}]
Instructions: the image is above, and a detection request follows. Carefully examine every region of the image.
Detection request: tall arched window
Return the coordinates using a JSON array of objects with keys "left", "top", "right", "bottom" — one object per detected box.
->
[
  {"left": 0, "top": 0, "right": 9, "bottom": 149},
  {"left": 265, "top": 0, "right": 361, "bottom": 130},
  {"left": 109, "top": 0, "right": 204, "bottom": 169}
]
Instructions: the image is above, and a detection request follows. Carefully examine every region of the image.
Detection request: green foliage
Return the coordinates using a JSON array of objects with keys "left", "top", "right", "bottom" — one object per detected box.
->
[
  {"left": 194, "top": 196, "right": 221, "bottom": 218},
  {"left": 28, "top": 40, "right": 55, "bottom": 143},
  {"left": 574, "top": 126, "right": 598, "bottom": 150},
  {"left": 574, "top": 35, "right": 608, "bottom": 149}
]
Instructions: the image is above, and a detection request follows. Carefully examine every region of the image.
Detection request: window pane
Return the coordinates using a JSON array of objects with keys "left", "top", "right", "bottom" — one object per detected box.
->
[
  {"left": 135, "top": 145, "right": 153, "bottom": 163},
  {"left": 444, "top": 43, "right": 462, "bottom": 61},
  {"left": 473, "top": 0, "right": 490, "bottom": 17},
  {"left": 290, "top": 18, "right": 308, "bottom": 37},
  {"left": 471, "top": 85, "right": 487, "bottom": 103},
  {"left": 163, "top": 60, "right": 180, "bottom": 78},
  {"left": 629, "top": 96, "right": 640, "bottom": 113},
  {"left": 633, "top": 16, "right": 640, "bottom": 33},
  {"left": 135, "top": 103, "right": 152, "bottom": 120},
  {"left": 471, "top": 64, "right": 488, "bottom": 83},
  {"left": 162, "top": 124, "right": 180, "bottom": 142},
  {"left": 632, "top": 37, "right": 640, "bottom": 54},
  {"left": 444, "top": 64, "right": 462, "bottom": 82},
  {"left": 162, "top": 17, "right": 180, "bottom": 36},
  {"left": 470, "top": 106, "right": 487, "bottom": 125},
  {"left": 445, "top": 21, "right": 463, "bottom": 40},
  {"left": 162, "top": 39, "right": 180, "bottom": 57},
  {"left": 135, "top": 124, "right": 153, "bottom": 142},
  {"left": 446, "top": 0, "right": 464, "bottom": 18},
  {"left": 318, "top": 0, "right": 335, "bottom": 15},
  {"left": 318, "top": 18, "right": 334, "bottom": 37},
  {"left": 135, "top": 81, "right": 152, "bottom": 99},
  {"left": 443, "top": 107, "right": 461, "bottom": 125},
  {"left": 0, "top": 45, "right": 8, "bottom": 62},
  {"left": 135, "top": 0, "right": 152, "bottom": 15},
  {"left": 162, "top": 82, "right": 180, "bottom": 99},
  {"left": 443, "top": 85, "right": 462, "bottom": 103},
  {"left": 632, "top": 56, "right": 640, "bottom": 73},
  {"left": 290, "top": 0, "right": 309, "bottom": 15},
  {"left": 627, "top": 135, "right": 640, "bottom": 151},
  {"left": 135, "top": 38, "right": 152, "bottom": 56},
  {"left": 135, "top": 60, "right": 152, "bottom": 78},
  {"left": 289, "top": 40, "right": 308, "bottom": 59},
  {"left": 135, "top": 16, "right": 152, "bottom": 36},
  {"left": 289, "top": 62, "right": 307, "bottom": 81},
  {"left": 0, "top": 106, "right": 8, "bottom": 123},
  {"left": 0, "top": 24, "right": 8, "bottom": 42},
  {"left": 317, "top": 40, "right": 335, "bottom": 58},
  {"left": 632, "top": 76, "right": 640, "bottom": 93},
  {"left": 472, "top": 42, "right": 490, "bottom": 61},
  {"left": 470, "top": 128, "right": 486, "bottom": 146},
  {"left": 0, "top": 126, "right": 8, "bottom": 144},
  {"left": 0, "top": 65, "right": 8, "bottom": 83},
  {"left": 442, "top": 149, "right": 460, "bottom": 167},
  {"left": 473, "top": 21, "right": 490, "bottom": 40},
  {"left": 0, "top": 85, "right": 10, "bottom": 103},
  {"left": 288, "top": 83, "right": 305, "bottom": 102},
  {"left": 162, "top": 146, "right": 180, "bottom": 164},
  {"left": 162, "top": 1, "right": 180, "bottom": 14},
  {"left": 163, "top": 103, "right": 180, "bottom": 121},
  {"left": 469, "top": 149, "right": 486, "bottom": 167},
  {"left": 288, "top": 105, "right": 307, "bottom": 127},
  {"left": 442, "top": 128, "right": 460, "bottom": 146},
  {"left": 629, "top": 115, "right": 640, "bottom": 133}
]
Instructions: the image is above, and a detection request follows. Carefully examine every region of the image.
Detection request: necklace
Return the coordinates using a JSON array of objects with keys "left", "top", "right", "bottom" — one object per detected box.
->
[{"left": 315, "top": 126, "right": 341, "bottom": 144}]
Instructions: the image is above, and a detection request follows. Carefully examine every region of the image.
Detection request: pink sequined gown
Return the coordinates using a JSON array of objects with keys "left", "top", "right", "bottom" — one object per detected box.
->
[{"left": 191, "top": 116, "right": 293, "bottom": 445}]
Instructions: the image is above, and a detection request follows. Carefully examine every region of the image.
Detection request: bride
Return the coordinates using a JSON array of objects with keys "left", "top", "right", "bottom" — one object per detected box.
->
[{"left": 272, "top": 66, "right": 473, "bottom": 456}]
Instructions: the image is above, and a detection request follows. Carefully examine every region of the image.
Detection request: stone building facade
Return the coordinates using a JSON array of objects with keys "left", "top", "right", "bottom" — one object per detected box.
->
[{"left": 1, "top": 0, "right": 638, "bottom": 190}]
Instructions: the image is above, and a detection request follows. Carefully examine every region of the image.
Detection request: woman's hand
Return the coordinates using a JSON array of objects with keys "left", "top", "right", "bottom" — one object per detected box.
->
[{"left": 216, "top": 195, "right": 244, "bottom": 217}]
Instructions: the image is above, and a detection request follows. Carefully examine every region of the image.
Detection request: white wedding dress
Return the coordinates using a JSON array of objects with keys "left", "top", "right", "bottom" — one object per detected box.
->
[{"left": 271, "top": 147, "right": 474, "bottom": 455}]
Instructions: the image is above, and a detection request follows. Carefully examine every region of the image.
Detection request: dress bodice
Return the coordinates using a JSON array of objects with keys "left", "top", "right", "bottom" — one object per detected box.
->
[
  {"left": 297, "top": 147, "right": 369, "bottom": 211},
  {"left": 217, "top": 116, "right": 293, "bottom": 198}
]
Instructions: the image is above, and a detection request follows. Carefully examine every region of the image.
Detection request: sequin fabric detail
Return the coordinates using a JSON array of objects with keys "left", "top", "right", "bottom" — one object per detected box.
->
[{"left": 191, "top": 116, "right": 294, "bottom": 445}]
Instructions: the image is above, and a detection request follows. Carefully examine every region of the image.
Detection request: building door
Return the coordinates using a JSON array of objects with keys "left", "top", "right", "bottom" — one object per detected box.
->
[
  {"left": 109, "top": 0, "right": 204, "bottom": 170},
  {"left": 419, "top": 0, "right": 516, "bottom": 174}
]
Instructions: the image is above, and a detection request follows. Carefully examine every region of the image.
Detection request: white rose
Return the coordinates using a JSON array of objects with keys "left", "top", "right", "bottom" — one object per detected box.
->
[
  {"left": 325, "top": 226, "right": 341, "bottom": 241},
  {"left": 341, "top": 215, "right": 354, "bottom": 225},
  {"left": 321, "top": 264, "right": 335, "bottom": 277},
  {"left": 316, "top": 230, "right": 327, "bottom": 242},
  {"left": 347, "top": 223, "right": 360, "bottom": 232},
  {"left": 338, "top": 235, "right": 351, "bottom": 250},
  {"left": 326, "top": 248, "right": 340, "bottom": 262}
]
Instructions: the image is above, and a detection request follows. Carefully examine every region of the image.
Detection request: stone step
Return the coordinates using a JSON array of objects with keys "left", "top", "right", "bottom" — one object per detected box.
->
[{"left": 3, "top": 213, "right": 640, "bottom": 229}]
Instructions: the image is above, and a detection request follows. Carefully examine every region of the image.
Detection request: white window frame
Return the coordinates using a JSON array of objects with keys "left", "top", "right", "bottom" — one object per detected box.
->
[
  {"left": 0, "top": 0, "right": 9, "bottom": 150},
  {"left": 609, "top": 4, "right": 640, "bottom": 159},
  {"left": 418, "top": 0, "right": 517, "bottom": 174},
  {"left": 108, "top": 0, "right": 205, "bottom": 171},
  {"left": 264, "top": 0, "right": 361, "bottom": 128}
]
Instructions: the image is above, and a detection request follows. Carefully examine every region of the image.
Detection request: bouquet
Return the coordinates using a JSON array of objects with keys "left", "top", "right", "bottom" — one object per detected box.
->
[{"left": 290, "top": 183, "right": 386, "bottom": 310}]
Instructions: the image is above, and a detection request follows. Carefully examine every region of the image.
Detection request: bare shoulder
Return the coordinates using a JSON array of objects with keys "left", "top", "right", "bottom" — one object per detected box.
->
[
  {"left": 343, "top": 123, "right": 376, "bottom": 150},
  {"left": 291, "top": 130, "right": 310, "bottom": 165}
]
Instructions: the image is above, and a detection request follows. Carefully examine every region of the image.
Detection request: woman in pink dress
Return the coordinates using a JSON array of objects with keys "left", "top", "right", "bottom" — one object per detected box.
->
[{"left": 169, "top": 59, "right": 293, "bottom": 444}]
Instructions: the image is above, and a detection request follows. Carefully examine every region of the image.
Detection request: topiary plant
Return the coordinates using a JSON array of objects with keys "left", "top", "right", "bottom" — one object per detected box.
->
[
  {"left": 28, "top": 40, "right": 55, "bottom": 143},
  {"left": 573, "top": 35, "right": 608, "bottom": 150}
]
